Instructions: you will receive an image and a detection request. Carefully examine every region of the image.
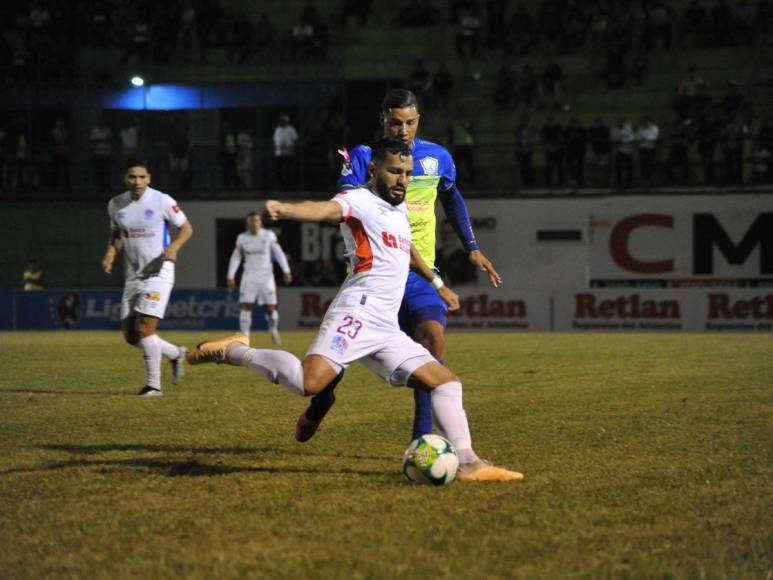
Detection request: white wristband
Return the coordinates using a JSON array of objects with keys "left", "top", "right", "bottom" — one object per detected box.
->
[{"left": 431, "top": 276, "right": 444, "bottom": 290}]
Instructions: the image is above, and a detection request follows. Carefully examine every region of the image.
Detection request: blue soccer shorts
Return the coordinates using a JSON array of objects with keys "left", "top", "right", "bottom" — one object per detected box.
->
[{"left": 398, "top": 271, "right": 448, "bottom": 334}]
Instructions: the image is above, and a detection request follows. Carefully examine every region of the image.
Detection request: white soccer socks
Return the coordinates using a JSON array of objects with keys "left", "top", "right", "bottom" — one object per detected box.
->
[
  {"left": 226, "top": 343, "right": 305, "bottom": 396},
  {"left": 430, "top": 381, "right": 479, "bottom": 464},
  {"left": 138, "top": 334, "right": 162, "bottom": 390},
  {"left": 239, "top": 310, "right": 252, "bottom": 337},
  {"left": 266, "top": 310, "right": 279, "bottom": 331},
  {"left": 157, "top": 336, "right": 182, "bottom": 360}
]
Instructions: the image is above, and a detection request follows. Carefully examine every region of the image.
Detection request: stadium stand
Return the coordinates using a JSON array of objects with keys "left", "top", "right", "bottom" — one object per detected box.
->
[{"left": 0, "top": 0, "right": 771, "bottom": 196}]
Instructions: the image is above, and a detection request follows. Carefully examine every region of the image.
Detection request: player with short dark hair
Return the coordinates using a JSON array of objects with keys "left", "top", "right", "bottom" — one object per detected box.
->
[
  {"left": 294, "top": 89, "right": 502, "bottom": 444},
  {"left": 186, "top": 137, "right": 522, "bottom": 482},
  {"left": 102, "top": 159, "right": 194, "bottom": 396}
]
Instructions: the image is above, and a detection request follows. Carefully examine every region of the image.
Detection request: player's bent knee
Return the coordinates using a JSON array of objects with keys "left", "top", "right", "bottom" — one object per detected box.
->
[{"left": 408, "top": 361, "right": 458, "bottom": 390}]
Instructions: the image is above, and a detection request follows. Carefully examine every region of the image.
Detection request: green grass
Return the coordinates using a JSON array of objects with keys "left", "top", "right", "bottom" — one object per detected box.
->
[{"left": 0, "top": 331, "right": 771, "bottom": 579}]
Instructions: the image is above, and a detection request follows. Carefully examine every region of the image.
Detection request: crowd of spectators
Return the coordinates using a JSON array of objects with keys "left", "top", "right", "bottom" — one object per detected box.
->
[
  {"left": 508, "top": 109, "right": 773, "bottom": 190},
  {"left": 0, "top": 0, "right": 771, "bottom": 195},
  {"left": 0, "top": 0, "right": 342, "bottom": 82}
]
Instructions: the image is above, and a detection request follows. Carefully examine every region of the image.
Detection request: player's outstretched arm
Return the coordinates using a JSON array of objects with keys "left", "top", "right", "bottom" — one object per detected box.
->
[
  {"left": 264, "top": 200, "right": 343, "bottom": 224},
  {"left": 410, "top": 245, "right": 460, "bottom": 311}
]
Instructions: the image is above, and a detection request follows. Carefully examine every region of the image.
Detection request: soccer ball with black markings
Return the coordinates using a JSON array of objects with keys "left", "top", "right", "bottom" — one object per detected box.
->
[{"left": 402, "top": 434, "right": 459, "bottom": 485}]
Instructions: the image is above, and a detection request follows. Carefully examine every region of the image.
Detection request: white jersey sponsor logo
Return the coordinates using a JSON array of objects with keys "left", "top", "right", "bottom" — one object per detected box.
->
[
  {"left": 108, "top": 187, "right": 187, "bottom": 279},
  {"left": 330, "top": 187, "right": 412, "bottom": 328}
]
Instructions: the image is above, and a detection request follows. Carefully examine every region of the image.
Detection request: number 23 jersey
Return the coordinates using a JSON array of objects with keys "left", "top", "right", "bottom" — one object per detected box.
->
[{"left": 329, "top": 187, "right": 412, "bottom": 329}]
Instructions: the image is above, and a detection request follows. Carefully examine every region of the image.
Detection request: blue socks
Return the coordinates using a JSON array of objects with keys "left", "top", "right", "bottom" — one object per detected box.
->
[{"left": 307, "top": 371, "right": 344, "bottom": 420}]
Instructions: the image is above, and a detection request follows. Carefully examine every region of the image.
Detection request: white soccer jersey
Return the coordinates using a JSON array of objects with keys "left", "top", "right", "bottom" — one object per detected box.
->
[
  {"left": 328, "top": 187, "right": 412, "bottom": 329},
  {"left": 227, "top": 229, "right": 290, "bottom": 282},
  {"left": 108, "top": 187, "right": 188, "bottom": 279}
]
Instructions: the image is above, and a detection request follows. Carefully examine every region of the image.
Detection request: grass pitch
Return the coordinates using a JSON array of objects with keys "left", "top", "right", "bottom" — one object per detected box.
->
[{"left": 0, "top": 331, "right": 771, "bottom": 579}]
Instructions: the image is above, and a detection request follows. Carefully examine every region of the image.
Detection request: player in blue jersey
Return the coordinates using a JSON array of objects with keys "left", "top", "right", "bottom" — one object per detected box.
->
[{"left": 295, "top": 89, "right": 502, "bottom": 458}]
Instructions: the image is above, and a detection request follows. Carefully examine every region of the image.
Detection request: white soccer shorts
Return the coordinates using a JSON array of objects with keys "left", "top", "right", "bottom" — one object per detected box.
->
[
  {"left": 121, "top": 261, "right": 175, "bottom": 320},
  {"left": 239, "top": 277, "right": 278, "bottom": 306},
  {"left": 306, "top": 310, "right": 437, "bottom": 386}
]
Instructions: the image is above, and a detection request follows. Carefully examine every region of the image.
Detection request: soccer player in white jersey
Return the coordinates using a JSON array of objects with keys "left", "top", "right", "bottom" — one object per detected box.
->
[
  {"left": 186, "top": 138, "right": 523, "bottom": 482},
  {"left": 102, "top": 160, "right": 194, "bottom": 397},
  {"left": 227, "top": 212, "right": 292, "bottom": 344}
]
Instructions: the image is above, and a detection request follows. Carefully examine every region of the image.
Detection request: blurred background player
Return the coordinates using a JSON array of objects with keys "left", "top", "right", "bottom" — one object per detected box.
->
[
  {"left": 227, "top": 212, "right": 292, "bottom": 344},
  {"left": 187, "top": 137, "right": 522, "bottom": 482},
  {"left": 22, "top": 259, "right": 45, "bottom": 290},
  {"left": 294, "top": 88, "right": 502, "bottom": 443},
  {"left": 101, "top": 159, "right": 193, "bottom": 397}
]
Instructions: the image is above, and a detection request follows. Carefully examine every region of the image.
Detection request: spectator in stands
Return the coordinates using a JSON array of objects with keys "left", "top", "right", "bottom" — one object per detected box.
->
[
  {"left": 177, "top": 0, "right": 199, "bottom": 60},
  {"left": 120, "top": 116, "right": 140, "bottom": 168},
  {"left": 611, "top": 117, "right": 635, "bottom": 188},
  {"left": 710, "top": 0, "right": 733, "bottom": 47},
  {"left": 696, "top": 113, "right": 720, "bottom": 184},
  {"left": 120, "top": 10, "right": 151, "bottom": 65},
  {"left": 564, "top": 117, "right": 586, "bottom": 188},
  {"left": 221, "top": 122, "right": 238, "bottom": 190},
  {"left": 400, "top": 0, "right": 436, "bottom": 27},
  {"left": 408, "top": 60, "right": 432, "bottom": 105},
  {"left": 515, "top": 116, "right": 536, "bottom": 189},
  {"left": 720, "top": 115, "right": 748, "bottom": 184},
  {"left": 754, "top": 116, "right": 773, "bottom": 182},
  {"left": 291, "top": 17, "right": 315, "bottom": 62},
  {"left": 226, "top": 16, "right": 253, "bottom": 64},
  {"left": 237, "top": 129, "right": 255, "bottom": 190},
  {"left": 254, "top": 12, "right": 276, "bottom": 63},
  {"left": 197, "top": 0, "right": 224, "bottom": 64},
  {"left": 631, "top": 52, "right": 649, "bottom": 86},
  {"left": 589, "top": 117, "right": 612, "bottom": 187},
  {"left": 87, "top": 3, "right": 110, "bottom": 48},
  {"left": 341, "top": 0, "right": 373, "bottom": 28},
  {"left": 636, "top": 117, "right": 659, "bottom": 185},
  {"left": 448, "top": 112, "right": 475, "bottom": 186},
  {"left": 541, "top": 116, "right": 564, "bottom": 188},
  {"left": 755, "top": 0, "right": 773, "bottom": 39},
  {"left": 491, "top": 62, "right": 517, "bottom": 110},
  {"left": 169, "top": 126, "right": 191, "bottom": 192},
  {"left": 682, "top": 0, "right": 707, "bottom": 49},
  {"left": 90, "top": 114, "right": 113, "bottom": 193},
  {"left": 455, "top": 6, "right": 481, "bottom": 58},
  {"left": 10, "top": 34, "right": 32, "bottom": 81},
  {"left": 733, "top": 0, "right": 756, "bottom": 45},
  {"left": 519, "top": 63, "right": 538, "bottom": 112},
  {"left": 0, "top": 124, "right": 6, "bottom": 191},
  {"left": 539, "top": 60, "right": 564, "bottom": 110},
  {"left": 22, "top": 259, "right": 45, "bottom": 291},
  {"left": 664, "top": 119, "right": 692, "bottom": 185},
  {"left": 536, "top": 0, "right": 564, "bottom": 50},
  {"left": 432, "top": 62, "right": 454, "bottom": 109},
  {"left": 675, "top": 66, "right": 708, "bottom": 119},
  {"left": 589, "top": 6, "right": 609, "bottom": 52},
  {"left": 484, "top": 0, "right": 507, "bottom": 53},
  {"left": 644, "top": 1, "right": 673, "bottom": 51},
  {"left": 722, "top": 81, "right": 746, "bottom": 117},
  {"left": 50, "top": 117, "right": 70, "bottom": 193},
  {"left": 505, "top": 3, "right": 534, "bottom": 55},
  {"left": 602, "top": 44, "right": 627, "bottom": 89},
  {"left": 11, "top": 119, "right": 33, "bottom": 192},
  {"left": 273, "top": 113, "right": 299, "bottom": 189}
]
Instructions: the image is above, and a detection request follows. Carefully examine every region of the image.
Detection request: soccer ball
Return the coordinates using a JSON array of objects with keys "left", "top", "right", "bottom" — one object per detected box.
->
[{"left": 402, "top": 434, "right": 459, "bottom": 486}]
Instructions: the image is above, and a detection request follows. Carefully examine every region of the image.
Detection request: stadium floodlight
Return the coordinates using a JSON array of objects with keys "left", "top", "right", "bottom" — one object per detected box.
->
[{"left": 130, "top": 75, "right": 145, "bottom": 87}]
